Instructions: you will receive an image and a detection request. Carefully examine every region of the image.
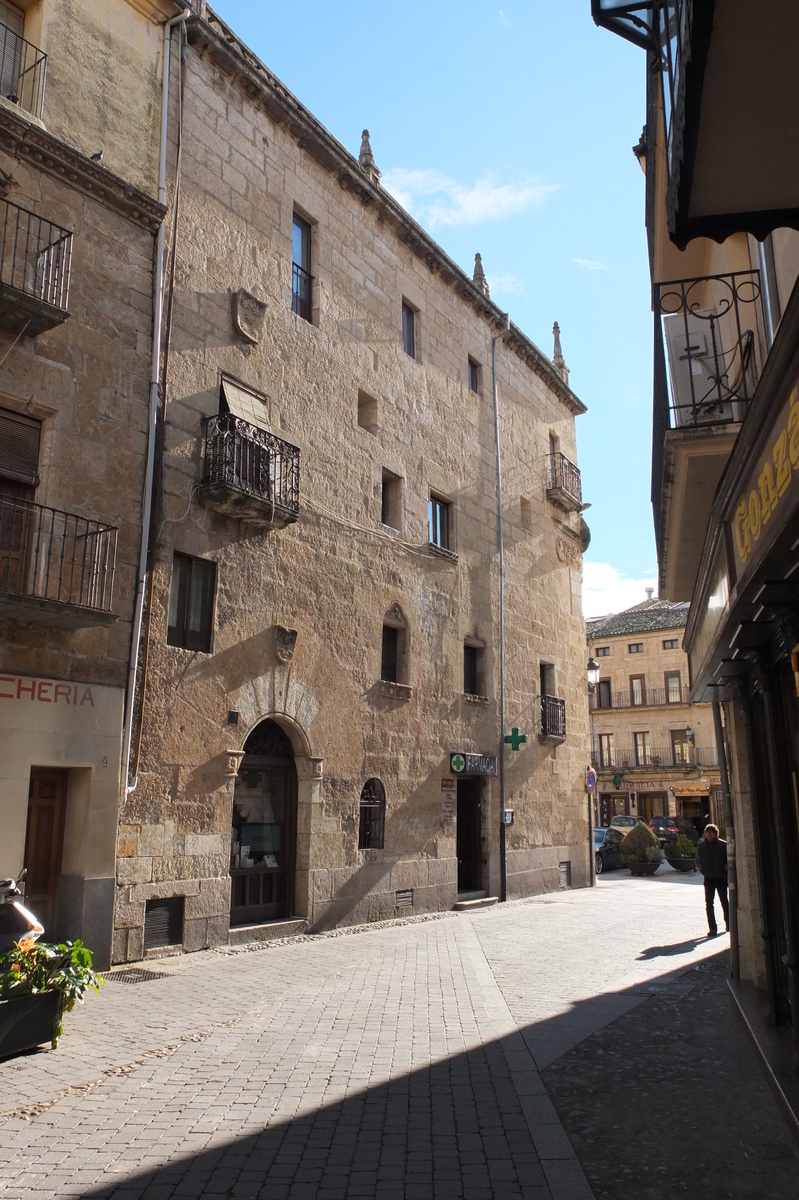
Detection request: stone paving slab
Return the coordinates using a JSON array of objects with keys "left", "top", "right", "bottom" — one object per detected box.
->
[{"left": 0, "top": 868, "right": 738, "bottom": 1198}]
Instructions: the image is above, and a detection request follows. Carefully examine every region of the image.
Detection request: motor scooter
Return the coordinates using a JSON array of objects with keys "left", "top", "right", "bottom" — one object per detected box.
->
[{"left": 0, "top": 870, "right": 45, "bottom": 953}]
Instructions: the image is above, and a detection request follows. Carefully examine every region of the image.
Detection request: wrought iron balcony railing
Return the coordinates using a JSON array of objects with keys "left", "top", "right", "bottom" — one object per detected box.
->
[
  {"left": 591, "top": 684, "right": 692, "bottom": 710},
  {"left": 0, "top": 198, "right": 72, "bottom": 334},
  {"left": 0, "top": 495, "right": 117, "bottom": 619},
  {"left": 201, "top": 413, "right": 300, "bottom": 526},
  {"left": 591, "top": 745, "right": 718, "bottom": 770},
  {"left": 0, "top": 25, "right": 47, "bottom": 120},
  {"left": 292, "top": 262, "right": 312, "bottom": 322},
  {"left": 546, "top": 452, "right": 582, "bottom": 511},
  {"left": 540, "top": 694, "right": 566, "bottom": 741},
  {"left": 656, "top": 270, "right": 766, "bottom": 430}
]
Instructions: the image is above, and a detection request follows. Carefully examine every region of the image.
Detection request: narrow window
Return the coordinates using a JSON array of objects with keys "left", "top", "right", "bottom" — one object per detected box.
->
[
  {"left": 381, "top": 625, "right": 398, "bottom": 682},
  {"left": 595, "top": 646, "right": 611, "bottom": 657},
  {"left": 628, "top": 642, "right": 644, "bottom": 654},
  {"left": 402, "top": 301, "right": 416, "bottom": 358},
  {"left": 630, "top": 675, "right": 645, "bottom": 706},
  {"left": 468, "top": 358, "right": 480, "bottom": 394},
  {"left": 168, "top": 553, "right": 215, "bottom": 652},
  {"left": 381, "top": 469, "right": 402, "bottom": 530},
  {"left": 671, "top": 728, "right": 690, "bottom": 764},
  {"left": 464, "top": 644, "right": 483, "bottom": 696},
  {"left": 357, "top": 389, "right": 378, "bottom": 433},
  {"left": 599, "top": 733, "right": 615, "bottom": 768},
  {"left": 358, "top": 778, "right": 386, "bottom": 850},
  {"left": 634, "top": 731, "right": 650, "bottom": 766},
  {"left": 665, "top": 671, "right": 682, "bottom": 703},
  {"left": 540, "top": 662, "right": 556, "bottom": 697},
  {"left": 597, "top": 679, "right": 612, "bottom": 709},
  {"left": 292, "top": 213, "right": 312, "bottom": 322},
  {"left": 428, "top": 494, "right": 450, "bottom": 549}
]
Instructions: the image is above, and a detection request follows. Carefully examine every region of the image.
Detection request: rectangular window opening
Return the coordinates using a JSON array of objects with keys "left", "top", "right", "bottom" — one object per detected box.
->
[
  {"left": 464, "top": 643, "right": 484, "bottom": 696},
  {"left": 630, "top": 675, "right": 645, "bottom": 706},
  {"left": 381, "top": 469, "right": 402, "bottom": 530},
  {"left": 381, "top": 625, "right": 398, "bottom": 683},
  {"left": 663, "top": 638, "right": 680, "bottom": 650},
  {"left": 628, "top": 642, "right": 644, "bottom": 654},
  {"left": 402, "top": 301, "right": 416, "bottom": 358},
  {"left": 292, "top": 213, "right": 312, "bottom": 322},
  {"left": 595, "top": 646, "right": 610, "bottom": 657},
  {"left": 665, "top": 671, "right": 682, "bottom": 704},
  {"left": 357, "top": 389, "right": 378, "bottom": 434},
  {"left": 428, "top": 494, "right": 450, "bottom": 549},
  {"left": 468, "top": 358, "right": 480, "bottom": 394},
  {"left": 540, "top": 662, "right": 556, "bottom": 697},
  {"left": 167, "top": 553, "right": 216, "bottom": 652}
]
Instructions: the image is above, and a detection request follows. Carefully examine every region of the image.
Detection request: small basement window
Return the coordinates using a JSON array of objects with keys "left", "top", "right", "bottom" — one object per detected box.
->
[{"left": 144, "top": 897, "right": 184, "bottom": 950}]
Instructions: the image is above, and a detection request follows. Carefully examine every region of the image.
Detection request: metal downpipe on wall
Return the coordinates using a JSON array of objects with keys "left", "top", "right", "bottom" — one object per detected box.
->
[
  {"left": 122, "top": 4, "right": 189, "bottom": 798},
  {"left": 492, "top": 313, "right": 511, "bottom": 903}
]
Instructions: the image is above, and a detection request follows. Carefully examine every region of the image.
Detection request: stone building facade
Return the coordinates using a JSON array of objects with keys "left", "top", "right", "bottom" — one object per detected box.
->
[
  {"left": 0, "top": 0, "right": 165, "bottom": 968},
  {"left": 110, "top": 4, "right": 593, "bottom": 960},
  {"left": 587, "top": 596, "right": 720, "bottom": 828}
]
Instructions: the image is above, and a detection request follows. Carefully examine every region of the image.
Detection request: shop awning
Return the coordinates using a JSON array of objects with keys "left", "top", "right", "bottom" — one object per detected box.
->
[{"left": 221, "top": 377, "right": 270, "bottom": 432}]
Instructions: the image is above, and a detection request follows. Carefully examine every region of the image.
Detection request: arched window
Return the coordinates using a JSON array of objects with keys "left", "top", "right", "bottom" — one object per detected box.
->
[{"left": 359, "top": 778, "right": 386, "bottom": 850}]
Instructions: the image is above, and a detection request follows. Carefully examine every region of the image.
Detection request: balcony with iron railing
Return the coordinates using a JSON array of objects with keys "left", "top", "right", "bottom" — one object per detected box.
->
[
  {"left": 0, "top": 198, "right": 72, "bottom": 334},
  {"left": 0, "top": 495, "right": 117, "bottom": 627},
  {"left": 0, "top": 24, "right": 46, "bottom": 120},
  {"left": 590, "top": 745, "right": 718, "bottom": 771},
  {"left": 545, "top": 452, "right": 582, "bottom": 512},
  {"left": 590, "top": 684, "right": 692, "bottom": 710},
  {"left": 540, "top": 694, "right": 566, "bottom": 742},
  {"left": 200, "top": 413, "right": 300, "bottom": 527}
]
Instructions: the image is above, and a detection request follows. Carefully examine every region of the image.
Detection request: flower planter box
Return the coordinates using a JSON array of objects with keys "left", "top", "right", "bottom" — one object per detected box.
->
[
  {"left": 667, "top": 857, "right": 696, "bottom": 873},
  {"left": 624, "top": 861, "right": 660, "bottom": 876},
  {"left": 0, "top": 990, "right": 62, "bottom": 1058}
]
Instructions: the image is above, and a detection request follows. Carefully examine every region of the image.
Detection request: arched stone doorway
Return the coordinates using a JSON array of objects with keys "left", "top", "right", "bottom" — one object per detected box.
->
[{"left": 230, "top": 719, "right": 297, "bottom": 926}]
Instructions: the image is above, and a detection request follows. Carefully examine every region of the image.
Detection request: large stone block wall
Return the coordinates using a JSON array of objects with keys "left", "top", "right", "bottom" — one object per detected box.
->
[{"left": 113, "top": 23, "right": 591, "bottom": 959}]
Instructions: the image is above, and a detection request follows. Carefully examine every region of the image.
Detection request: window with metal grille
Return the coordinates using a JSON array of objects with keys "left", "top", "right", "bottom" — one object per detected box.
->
[
  {"left": 558, "top": 862, "right": 571, "bottom": 889},
  {"left": 401, "top": 301, "right": 416, "bottom": 358},
  {"left": 428, "top": 494, "right": 450, "bottom": 549},
  {"left": 167, "top": 552, "right": 215, "bottom": 652},
  {"left": 358, "top": 778, "right": 386, "bottom": 850},
  {"left": 292, "top": 213, "right": 312, "bottom": 322},
  {"left": 468, "top": 358, "right": 480, "bottom": 394},
  {"left": 144, "top": 897, "right": 184, "bottom": 950}
]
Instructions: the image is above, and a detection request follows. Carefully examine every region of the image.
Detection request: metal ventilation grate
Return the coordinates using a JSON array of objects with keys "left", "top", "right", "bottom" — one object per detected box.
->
[
  {"left": 558, "top": 861, "right": 572, "bottom": 889},
  {"left": 105, "top": 967, "right": 172, "bottom": 985},
  {"left": 395, "top": 889, "right": 413, "bottom": 913},
  {"left": 144, "top": 896, "right": 185, "bottom": 950}
]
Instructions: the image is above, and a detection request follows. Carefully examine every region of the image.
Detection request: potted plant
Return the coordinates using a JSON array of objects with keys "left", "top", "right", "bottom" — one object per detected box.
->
[
  {"left": 0, "top": 940, "right": 103, "bottom": 1058},
  {"left": 664, "top": 833, "right": 697, "bottom": 872},
  {"left": 620, "top": 820, "right": 663, "bottom": 876}
]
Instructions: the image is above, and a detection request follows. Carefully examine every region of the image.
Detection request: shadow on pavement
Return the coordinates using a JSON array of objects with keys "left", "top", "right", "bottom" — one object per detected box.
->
[
  {"left": 66, "top": 947, "right": 799, "bottom": 1200},
  {"left": 636, "top": 935, "right": 709, "bottom": 958}
]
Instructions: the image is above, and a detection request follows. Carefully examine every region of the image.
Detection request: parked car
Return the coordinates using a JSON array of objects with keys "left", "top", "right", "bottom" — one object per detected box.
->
[
  {"left": 648, "top": 815, "right": 700, "bottom": 846},
  {"left": 609, "top": 815, "right": 638, "bottom": 835},
  {"left": 594, "top": 826, "right": 625, "bottom": 874}
]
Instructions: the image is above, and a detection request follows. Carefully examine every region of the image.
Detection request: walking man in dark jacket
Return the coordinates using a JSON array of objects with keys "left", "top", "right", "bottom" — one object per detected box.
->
[{"left": 695, "top": 823, "right": 729, "bottom": 936}]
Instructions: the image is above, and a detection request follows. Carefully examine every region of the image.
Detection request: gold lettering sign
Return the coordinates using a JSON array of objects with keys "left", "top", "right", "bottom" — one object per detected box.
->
[{"left": 732, "top": 385, "right": 799, "bottom": 572}]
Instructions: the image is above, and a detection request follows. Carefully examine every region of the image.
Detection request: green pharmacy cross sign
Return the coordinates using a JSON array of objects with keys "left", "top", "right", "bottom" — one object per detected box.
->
[{"left": 504, "top": 727, "right": 527, "bottom": 751}]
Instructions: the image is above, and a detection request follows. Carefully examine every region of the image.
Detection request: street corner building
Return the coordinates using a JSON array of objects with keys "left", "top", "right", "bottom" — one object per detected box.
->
[
  {"left": 109, "top": 2, "right": 593, "bottom": 961},
  {"left": 593, "top": 1, "right": 799, "bottom": 1117},
  {"left": 587, "top": 595, "right": 720, "bottom": 828},
  {"left": 0, "top": 0, "right": 166, "bottom": 969}
]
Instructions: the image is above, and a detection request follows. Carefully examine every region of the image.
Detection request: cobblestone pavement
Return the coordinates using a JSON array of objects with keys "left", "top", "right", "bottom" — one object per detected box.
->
[{"left": 0, "top": 870, "right": 790, "bottom": 1199}]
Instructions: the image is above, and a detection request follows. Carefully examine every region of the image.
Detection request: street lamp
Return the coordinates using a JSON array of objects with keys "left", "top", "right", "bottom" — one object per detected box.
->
[{"left": 587, "top": 657, "right": 601, "bottom": 691}]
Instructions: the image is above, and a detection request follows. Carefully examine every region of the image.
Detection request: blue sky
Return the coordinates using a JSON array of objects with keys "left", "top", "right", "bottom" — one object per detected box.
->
[{"left": 211, "top": 0, "right": 657, "bottom": 616}]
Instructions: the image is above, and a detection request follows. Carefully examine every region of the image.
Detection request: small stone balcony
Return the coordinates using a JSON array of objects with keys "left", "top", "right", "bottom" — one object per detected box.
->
[
  {"left": 546, "top": 452, "right": 582, "bottom": 512},
  {"left": 200, "top": 413, "right": 300, "bottom": 527},
  {"left": 0, "top": 198, "right": 73, "bottom": 335}
]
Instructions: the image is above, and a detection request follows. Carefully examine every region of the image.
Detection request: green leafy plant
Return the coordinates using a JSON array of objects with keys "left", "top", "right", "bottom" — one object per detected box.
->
[
  {"left": 0, "top": 940, "right": 103, "bottom": 1047},
  {"left": 664, "top": 833, "right": 696, "bottom": 860},
  {"left": 621, "top": 820, "right": 662, "bottom": 864}
]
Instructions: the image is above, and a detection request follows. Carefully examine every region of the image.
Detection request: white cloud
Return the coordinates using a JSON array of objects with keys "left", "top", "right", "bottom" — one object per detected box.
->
[
  {"left": 583, "top": 562, "right": 658, "bottom": 620},
  {"left": 498, "top": 8, "right": 513, "bottom": 26},
  {"left": 382, "top": 168, "right": 554, "bottom": 229},
  {"left": 487, "top": 273, "right": 523, "bottom": 295},
  {"left": 573, "top": 257, "right": 610, "bottom": 272}
]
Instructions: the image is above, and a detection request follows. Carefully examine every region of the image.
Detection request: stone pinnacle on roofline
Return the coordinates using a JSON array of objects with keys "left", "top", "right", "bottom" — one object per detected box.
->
[
  {"left": 473, "top": 253, "right": 490, "bottom": 298},
  {"left": 552, "top": 321, "right": 570, "bottom": 386},
  {"left": 358, "top": 130, "right": 381, "bottom": 187}
]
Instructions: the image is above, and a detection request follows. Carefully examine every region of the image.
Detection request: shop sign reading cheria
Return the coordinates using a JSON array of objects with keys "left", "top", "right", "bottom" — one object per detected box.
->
[{"left": 732, "top": 380, "right": 799, "bottom": 571}]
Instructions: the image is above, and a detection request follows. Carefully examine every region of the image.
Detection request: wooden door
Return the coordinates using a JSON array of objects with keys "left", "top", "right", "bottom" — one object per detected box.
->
[{"left": 23, "top": 769, "right": 67, "bottom": 935}]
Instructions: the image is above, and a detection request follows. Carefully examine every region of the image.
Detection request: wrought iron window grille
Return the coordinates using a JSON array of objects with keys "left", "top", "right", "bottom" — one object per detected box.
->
[
  {"left": 292, "top": 262, "right": 312, "bottom": 322},
  {"left": 540, "top": 694, "right": 566, "bottom": 741},
  {"left": 202, "top": 413, "right": 300, "bottom": 517}
]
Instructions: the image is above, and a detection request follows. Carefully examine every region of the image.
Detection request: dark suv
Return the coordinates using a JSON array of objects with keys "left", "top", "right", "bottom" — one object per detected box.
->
[{"left": 648, "top": 815, "right": 700, "bottom": 846}]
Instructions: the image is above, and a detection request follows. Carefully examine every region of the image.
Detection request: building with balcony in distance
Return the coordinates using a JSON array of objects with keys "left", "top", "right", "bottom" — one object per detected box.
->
[
  {"left": 0, "top": 0, "right": 167, "bottom": 967},
  {"left": 593, "top": 0, "right": 799, "bottom": 1115},
  {"left": 587, "top": 593, "right": 719, "bottom": 829},
  {"left": 109, "top": 1, "right": 593, "bottom": 961}
]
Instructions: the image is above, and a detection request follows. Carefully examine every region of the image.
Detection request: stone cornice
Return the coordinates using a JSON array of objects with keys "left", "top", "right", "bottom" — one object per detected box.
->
[
  {"left": 190, "top": 9, "right": 587, "bottom": 417},
  {"left": 0, "top": 106, "right": 166, "bottom": 234}
]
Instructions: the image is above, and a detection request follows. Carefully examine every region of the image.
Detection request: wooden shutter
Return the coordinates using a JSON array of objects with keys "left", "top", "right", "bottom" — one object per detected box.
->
[{"left": 0, "top": 408, "right": 41, "bottom": 486}]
